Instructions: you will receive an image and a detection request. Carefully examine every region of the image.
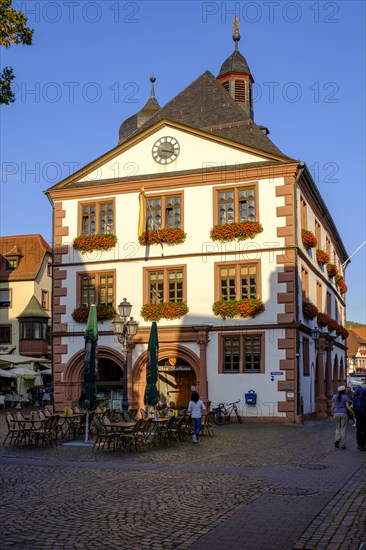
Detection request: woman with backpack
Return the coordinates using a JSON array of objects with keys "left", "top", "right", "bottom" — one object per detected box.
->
[
  {"left": 331, "top": 385, "right": 355, "bottom": 449},
  {"left": 352, "top": 382, "right": 366, "bottom": 451}
]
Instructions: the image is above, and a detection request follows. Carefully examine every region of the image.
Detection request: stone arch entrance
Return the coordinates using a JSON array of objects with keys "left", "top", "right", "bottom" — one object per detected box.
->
[
  {"left": 62, "top": 346, "right": 125, "bottom": 409},
  {"left": 132, "top": 344, "right": 200, "bottom": 411}
]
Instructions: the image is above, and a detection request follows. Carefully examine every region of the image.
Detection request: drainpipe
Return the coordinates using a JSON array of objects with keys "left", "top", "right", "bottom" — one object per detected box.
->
[
  {"left": 45, "top": 192, "right": 55, "bottom": 397},
  {"left": 294, "top": 162, "right": 305, "bottom": 421}
]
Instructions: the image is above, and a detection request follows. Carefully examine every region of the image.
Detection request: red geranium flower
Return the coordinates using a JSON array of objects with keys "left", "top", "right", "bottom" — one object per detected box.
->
[
  {"left": 212, "top": 298, "right": 265, "bottom": 319},
  {"left": 303, "top": 302, "right": 318, "bottom": 321},
  {"left": 73, "top": 234, "right": 117, "bottom": 253},
  {"left": 141, "top": 302, "right": 189, "bottom": 321},
  {"left": 210, "top": 221, "right": 263, "bottom": 243},
  {"left": 139, "top": 228, "right": 186, "bottom": 246},
  {"left": 302, "top": 230, "right": 317, "bottom": 248},
  {"left": 72, "top": 305, "right": 117, "bottom": 323},
  {"left": 326, "top": 263, "right": 338, "bottom": 278},
  {"left": 316, "top": 250, "right": 330, "bottom": 265}
]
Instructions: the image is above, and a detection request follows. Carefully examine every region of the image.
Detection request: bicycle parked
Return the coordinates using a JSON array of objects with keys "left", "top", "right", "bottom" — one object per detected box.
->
[{"left": 212, "top": 400, "right": 242, "bottom": 425}]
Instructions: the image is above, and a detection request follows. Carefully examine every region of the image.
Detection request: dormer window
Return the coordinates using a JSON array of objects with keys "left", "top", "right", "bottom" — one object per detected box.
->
[
  {"left": 7, "top": 257, "right": 18, "bottom": 270},
  {"left": 4, "top": 246, "right": 23, "bottom": 271}
]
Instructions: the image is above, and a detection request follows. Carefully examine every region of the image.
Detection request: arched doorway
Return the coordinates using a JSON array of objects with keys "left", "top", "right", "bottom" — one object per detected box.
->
[
  {"left": 132, "top": 344, "right": 200, "bottom": 411},
  {"left": 61, "top": 346, "right": 124, "bottom": 409},
  {"left": 157, "top": 357, "right": 196, "bottom": 408},
  {"left": 96, "top": 358, "right": 123, "bottom": 409}
]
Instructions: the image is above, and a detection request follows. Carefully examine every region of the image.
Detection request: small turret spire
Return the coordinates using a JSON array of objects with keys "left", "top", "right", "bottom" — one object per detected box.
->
[
  {"left": 233, "top": 16, "right": 240, "bottom": 50},
  {"left": 150, "top": 75, "right": 156, "bottom": 98}
]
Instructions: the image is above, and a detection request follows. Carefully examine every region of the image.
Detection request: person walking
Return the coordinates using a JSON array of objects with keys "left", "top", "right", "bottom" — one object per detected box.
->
[
  {"left": 331, "top": 385, "right": 355, "bottom": 449},
  {"left": 352, "top": 382, "right": 366, "bottom": 451},
  {"left": 188, "top": 391, "right": 206, "bottom": 443},
  {"left": 346, "top": 386, "right": 356, "bottom": 426}
]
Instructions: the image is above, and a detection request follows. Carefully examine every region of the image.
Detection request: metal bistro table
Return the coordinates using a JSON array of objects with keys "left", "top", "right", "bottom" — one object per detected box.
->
[{"left": 57, "top": 413, "right": 81, "bottom": 439}]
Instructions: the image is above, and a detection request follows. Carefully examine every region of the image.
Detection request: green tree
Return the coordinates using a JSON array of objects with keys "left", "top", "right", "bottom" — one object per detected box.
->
[{"left": 0, "top": 0, "right": 34, "bottom": 104}]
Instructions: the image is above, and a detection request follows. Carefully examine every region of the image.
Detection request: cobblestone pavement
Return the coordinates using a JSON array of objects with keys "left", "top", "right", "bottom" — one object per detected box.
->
[{"left": 0, "top": 410, "right": 365, "bottom": 550}]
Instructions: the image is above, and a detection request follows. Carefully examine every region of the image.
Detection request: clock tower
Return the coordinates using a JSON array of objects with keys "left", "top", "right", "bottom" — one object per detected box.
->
[{"left": 216, "top": 17, "right": 254, "bottom": 120}]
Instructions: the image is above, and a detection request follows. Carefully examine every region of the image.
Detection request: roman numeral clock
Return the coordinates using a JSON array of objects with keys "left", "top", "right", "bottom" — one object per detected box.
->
[{"left": 152, "top": 136, "right": 180, "bottom": 164}]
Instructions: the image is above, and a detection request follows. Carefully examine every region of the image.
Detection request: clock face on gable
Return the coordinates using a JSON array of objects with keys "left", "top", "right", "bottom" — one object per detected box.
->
[{"left": 152, "top": 136, "right": 180, "bottom": 164}]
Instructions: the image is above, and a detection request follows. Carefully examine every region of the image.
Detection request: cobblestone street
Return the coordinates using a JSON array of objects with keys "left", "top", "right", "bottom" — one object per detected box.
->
[{"left": 0, "top": 413, "right": 365, "bottom": 550}]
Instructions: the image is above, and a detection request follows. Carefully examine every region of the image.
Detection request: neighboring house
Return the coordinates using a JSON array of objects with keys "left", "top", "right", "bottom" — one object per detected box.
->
[
  {"left": 0, "top": 235, "right": 52, "bottom": 358},
  {"left": 46, "top": 28, "right": 348, "bottom": 421},
  {"left": 347, "top": 329, "right": 366, "bottom": 376}
]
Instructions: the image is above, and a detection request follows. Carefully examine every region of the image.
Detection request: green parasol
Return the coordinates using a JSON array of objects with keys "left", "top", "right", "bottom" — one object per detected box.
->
[
  {"left": 144, "top": 321, "right": 159, "bottom": 407},
  {"left": 79, "top": 305, "right": 98, "bottom": 441}
]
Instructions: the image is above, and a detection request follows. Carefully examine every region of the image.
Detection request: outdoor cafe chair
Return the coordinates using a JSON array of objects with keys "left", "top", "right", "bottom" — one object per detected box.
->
[
  {"left": 31, "top": 415, "right": 59, "bottom": 447},
  {"left": 136, "top": 418, "right": 155, "bottom": 448},
  {"left": 116, "top": 418, "right": 144, "bottom": 452},
  {"left": 38, "top": 410, "right": 47, "bottom": 421},
  {"left": 92, "top": 416, "right": 117, "bottom": 451},
  {"left": 168, "top": 414, "right": 187, "bottom": 442},
  {"left": 201, "top": 411, "right": 214, "bottom": 436},
  {"left": 43, "top": 409, "right": 52, "bottom": 417},
  {"left": 157, "top": 416, "right": 177, "bottom": 446},
  {"left": 3, "top": 412, "right": 22, "bottom": 446}
]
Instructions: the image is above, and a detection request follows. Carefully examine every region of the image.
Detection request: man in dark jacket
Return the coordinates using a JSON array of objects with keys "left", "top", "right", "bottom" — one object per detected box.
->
[{"left": 352, "top": 383, "right": 366, "bottom": 451}]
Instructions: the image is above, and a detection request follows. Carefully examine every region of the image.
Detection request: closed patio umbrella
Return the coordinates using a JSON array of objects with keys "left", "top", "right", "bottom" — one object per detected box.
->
[
  {"left": 79, "top": 304, "right": 98, "bottom": 442},
  {"left": 0, "top": 368, "right": 16, "bottom": 378},
  {"left": 144, "top": 321, "right": 159, "bottom": 413}
]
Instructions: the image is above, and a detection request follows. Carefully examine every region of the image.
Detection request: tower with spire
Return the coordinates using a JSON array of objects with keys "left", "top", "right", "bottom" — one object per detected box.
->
[
  {"left": 216, "top": 16, "right": 254, "bottom": 120},
  {"left": 119, "top": 76, "right": 161, "bottom": 144}
]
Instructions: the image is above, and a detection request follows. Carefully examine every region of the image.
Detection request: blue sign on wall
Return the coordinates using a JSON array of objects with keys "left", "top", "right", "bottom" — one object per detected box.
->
[{"left": 270, "top": 371, "right": 284, "bottom": 381}]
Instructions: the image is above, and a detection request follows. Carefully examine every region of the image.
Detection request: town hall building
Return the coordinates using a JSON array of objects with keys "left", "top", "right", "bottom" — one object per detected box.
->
[{"left": 46, "top": 23, "right": 348, "bottom": 422}]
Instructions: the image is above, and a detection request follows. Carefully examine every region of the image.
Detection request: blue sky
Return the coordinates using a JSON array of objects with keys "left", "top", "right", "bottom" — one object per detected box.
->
[{"left": 1, "top": 0, "right": 365, "bottom": 323}]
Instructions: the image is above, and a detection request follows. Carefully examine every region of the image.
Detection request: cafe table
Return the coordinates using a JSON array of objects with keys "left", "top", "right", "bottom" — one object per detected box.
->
[
  {"left": 57, "top": 413, "right": 80, "bottom": 439},
  {"left": 106, "top": 421, "right": 137, "bottom": 451},
  {"left": 10, "top": 416, "right": 47, "bottom": 445}
]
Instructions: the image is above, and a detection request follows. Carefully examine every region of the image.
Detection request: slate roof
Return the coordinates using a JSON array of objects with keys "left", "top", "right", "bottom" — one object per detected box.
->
[
  {"left": 0, "top": 235, "right": 51, "bottom": 281},
  {"left": 119, "top": 94, "right": 160, "bottom": 143},
  {"left": 119, "top": 71, "right": 291, "bottom": 159},
  {"left": 218, "top": 49, "right": 251, "bottom": 76}
]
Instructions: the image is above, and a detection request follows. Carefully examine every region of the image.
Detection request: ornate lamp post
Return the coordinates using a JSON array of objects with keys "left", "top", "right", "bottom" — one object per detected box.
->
[{"left": 112, "top": 298, "right": 138, "bottom": 412}]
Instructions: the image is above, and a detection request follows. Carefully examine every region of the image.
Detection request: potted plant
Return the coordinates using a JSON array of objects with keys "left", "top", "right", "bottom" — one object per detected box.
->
[
  {"left": 316, "top": 250, "right": 330, "bottom": 265},
  {"left": 138, "top": 228, "right": 186, "bottom": 246},
  {"left": 327, "top": 317, "right": 338, "bottom": 333},
  {"left": 212, "top": 298, "right": 265, "bottom": 319},
  {"left": 302, "top": 302, "right": 318, "bottom": 321},
  {"left": 302, "top": 229, "right": 317, "bottom": 248},
  {"left": 72, "top": 305, "right": 117, "bottom": 323},
  {"left": 210, "top": 221, "right": 263, "bottom": 243},
  {"left": 326, "top": 263, "right": 338, "bottom": 278},
  {"left": 73, "top": 234, "right": 118, "bottom": 253},
  {"left": 337, "top": 325, "right": 349, "bottom": 340},
  {"left": 317, "top": 312, "right": 331, "bottom": 328},
  {"left": 334, "top": 275, "right": 348, "bottom": 294},
  {"left": 140, "top": 302, "right": 189, "bottom": 322}
]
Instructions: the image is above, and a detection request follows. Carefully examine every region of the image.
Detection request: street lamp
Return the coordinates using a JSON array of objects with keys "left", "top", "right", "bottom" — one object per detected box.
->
[
  {"left": 311, "top": 327, "right": 321, "bottom": 343},
  {"left": 112, "top": 298, "right": 138, "bottom": 412}
]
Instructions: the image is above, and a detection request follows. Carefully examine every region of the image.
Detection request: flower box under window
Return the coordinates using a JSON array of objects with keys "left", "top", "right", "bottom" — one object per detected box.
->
[
  {"left": 73, "top": 234, "right": 117, "bottom": 253},
  {"left": 72, "top": 305, "right": 117, "bottom": 323},
  {"left": 210, "top": 221, "right": 263, "bottom": 243},
  {"left": 316, "top": 250, "right": 330, "bottom": 265},
  {"left": 212, "top": 298, "right": 265, "bottom": 319},
  {"left": 326, "top": 263, "right": 338, "bottom": 278},
  {"left": 139, "top": 228, "right": 186, "bottom": 246},
  {"left": 303, "top": 302, "right": 318, "bottom": 321},
  {"left": 141, "top": 302, "right": 189, "bottom": 322},
  {"left": 302, "top": 229, "right": 317, "bottom": 249}
]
